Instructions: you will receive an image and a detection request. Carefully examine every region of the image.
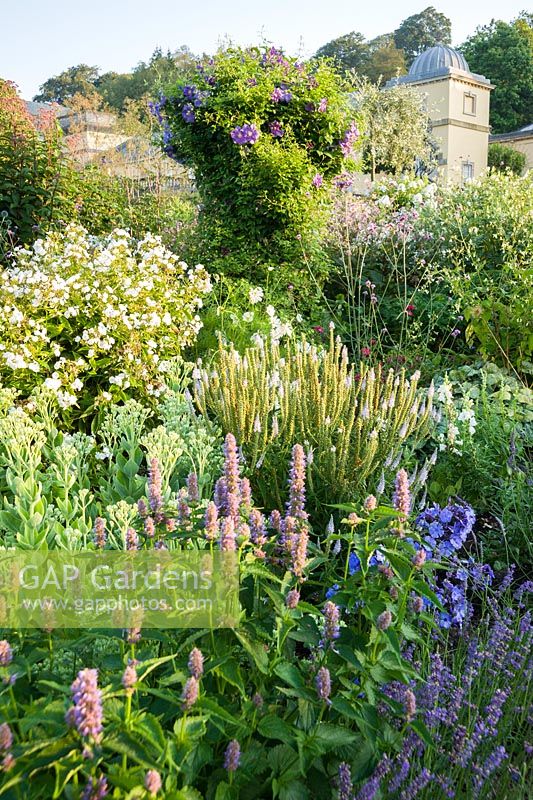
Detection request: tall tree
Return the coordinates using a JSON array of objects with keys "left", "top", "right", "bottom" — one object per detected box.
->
[
  {"left": 460, "top": 17, "right": 533, "bottom": 133},
  {"left": 394, "top": 7, "right": 452, "bottom": 65},
  {"left": 364, "top": 35, "right": 407, "bottom": 82},
  {"left": 315, "top": 32, "right": 369, "bottom": 72},
  {"left": 33, "top": 64, "right": 100, "bottom": 104}
]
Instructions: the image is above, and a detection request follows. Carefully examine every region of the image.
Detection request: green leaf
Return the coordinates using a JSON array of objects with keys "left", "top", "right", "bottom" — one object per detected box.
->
[
  {"left": 258, "top": 714, "right": 295, "bottom": 745},
  {"left": 410, "top": 718, "right": 434, "bottom": 748},
  {"left": 214, "top": 657, "right": 245, "bottom": 695},
  {"left": 274, "top": 661, "right": 305, "bottom": 689},
  {"left": 233, "top": 628, "right": 269, "bottom": 674}
]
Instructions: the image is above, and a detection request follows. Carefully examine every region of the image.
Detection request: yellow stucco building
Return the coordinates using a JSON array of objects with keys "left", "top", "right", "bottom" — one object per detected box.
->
[
  {"left": 388, "top": 44, "right": 494, "bottom": 184},
  {"left": 490, "top": 124, "right": 533, "bottom": 172}
]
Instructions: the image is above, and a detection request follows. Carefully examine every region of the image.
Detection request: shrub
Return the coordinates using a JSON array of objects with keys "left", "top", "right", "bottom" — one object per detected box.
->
[
  {"left": 488, "top": 142, "right": 526, "bottom": 175},
  {"left": 416, "top": 171, "right": 533, "bottom": 375},
  {"left": 154, "top": 45, "right": 360, "bottom": 287},
  {"left": 194, "top": 329, "right": 435, "bottom": 513},
  {"left": 0, "top": 224, "right": 211, "bottom": 415},
  {"left": 0, "top": 79, "right": 77, "bottom": 252}
]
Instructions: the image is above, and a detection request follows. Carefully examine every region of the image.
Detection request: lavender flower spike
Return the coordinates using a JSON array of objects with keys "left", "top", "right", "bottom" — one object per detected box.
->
[
  {"left": 338, "top": 762, "right": 353, "bottom": 800},
  {"left": 70, "top": 668, "right": 104, "bottom": 741}
]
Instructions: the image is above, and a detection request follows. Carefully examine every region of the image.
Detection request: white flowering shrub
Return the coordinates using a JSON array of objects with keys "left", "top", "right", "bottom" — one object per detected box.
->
[{"left": 0, "top": 224, "right": 211, "bottom": 412}]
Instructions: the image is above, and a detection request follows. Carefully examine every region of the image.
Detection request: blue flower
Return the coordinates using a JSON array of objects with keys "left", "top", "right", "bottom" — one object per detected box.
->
[
  {"left": 326, "top": 584, "right": 340, "bottom": 599},
  {"left": 348, "top": 553, "right": 361, "bottom": 575},
  {"left": 438, "top": 611, "right": 453, "bottom": 629}
]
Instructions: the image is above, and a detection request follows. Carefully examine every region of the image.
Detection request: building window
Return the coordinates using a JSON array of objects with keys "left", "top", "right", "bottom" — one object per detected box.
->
[
  {"left": 463, "top": 92, "right": 477, "bottom": 116},
  {"left": 462, "top": 161, "right": 474, "bottom": 183}
]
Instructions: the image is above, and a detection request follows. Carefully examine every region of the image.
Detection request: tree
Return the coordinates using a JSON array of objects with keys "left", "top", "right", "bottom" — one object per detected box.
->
[
  {"left": 34, "top": 64, "right": 100, "bottom": 104},
  {"left": 394, "top": 7, "right": 452, "bottom": 65},
  {"left": 352, "top": 78, "right": 434, "bottom": 179},
  {"left": 488, "top": 143, "right": 526, "bottom": 174},
  {"left": 315, "top": 32, "right": 369, "bottom": 72},
  {"left": 364, "top": 35, "right": 407, "bottom": 82},
  {"left": 315, "top": 31, "right": 406, "bottom": 82},
  {"left": 461, "top": 17, "right": 533, "bottom": 133}
]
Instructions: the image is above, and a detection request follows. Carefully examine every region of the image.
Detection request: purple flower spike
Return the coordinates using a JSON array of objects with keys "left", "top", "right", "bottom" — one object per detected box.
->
[
  {"left": 187, "top": 472, "right": 199, "bottom": 503},
  {"left": 312, "top": 173, "right": 323, "bottom": 188},
  {"left": 393, "top": 469, "right": 411, "bottom": 519},
  {"left": 93, "top": 517, "right": 106, "bottom": 550},
  {"left": 181, "top": 676, "right": 199, "bottom": 710},
  {"left": 0, "top": 723, "right": 13, "bottom": 751},
  {"left": 315, "top": 666, "right": 331, "bottom": 703},
  {"left": 220, "top": 517, "right": 237, "bottom": 551},
  {"left": 323, "top": 600, "right": 341, "bottom": 643},
  {"left": 148, "top": 458, "right": 163, "bottom": 516},
  {"left": 188, "top": 647, "right": 204, "bottom": 679},
  {"left": 340, "top": 121, "right": 360, "bottom": 157},
  {"left": 204, "top": 501, "right": 219, "bottom": 541},
  {"left": 287, "top": 444, "right": 308, "bottom": 521},
  {"left": 223, "top": 433, "right": 241, "bottom": 496},
  {"left": 122, "top": 663, "right": 137, "bottom": 693},
  {"left": 70, "top": 668, "right": 104, "bottom": 742},
  {"left": 0, "top": 641, "right": 12, "bottom": 666},
  {"left": 338, "top": 762, "right": 353, "bottom": 800},
  {"left": 224, "top": 739, "right": 241, "bottom": 772},
  {"left": 81, "top": 775, "right": 108, "bottom": 800},
  {"left": 126, "top": 527, "right": 138, "bottom": 551}
]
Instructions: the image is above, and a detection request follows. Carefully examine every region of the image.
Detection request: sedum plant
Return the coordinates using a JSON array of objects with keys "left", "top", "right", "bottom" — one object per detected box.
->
[
  {"left": 0, "top": 224, "right": 211, "bottom": 416},
  {"left": 194, "top": 329, "right": 434, "bottom": 510}
]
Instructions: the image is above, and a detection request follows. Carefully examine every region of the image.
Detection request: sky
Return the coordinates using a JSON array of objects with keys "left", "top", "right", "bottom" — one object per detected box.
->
[{"left": 2, "top": 0, "right": 527, "bottom": 99}]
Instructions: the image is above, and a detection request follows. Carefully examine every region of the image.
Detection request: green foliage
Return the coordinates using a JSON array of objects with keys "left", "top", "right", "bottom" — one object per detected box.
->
[
  {"left": 315, "top": 32, "right": 407, "bottom": 83},
  {"left": 158, "top": 45, "right": 360, "bottom": 282},
  {"left": 460, "top": 16, "right": 533, "bottom": 133},
  {"left": 33, "top": 64, "right": 101, "bottom": 104},
  {"left": 427, "top": 363, "right": 533, "bottom": 570},
  {"left": 194, "top": 330, "right": 435, "bottom": 514},
  {"left": 488, "top": 142, "right": 526, "bottom": 175},
  {"left": 416, "top": 171, "right": 533, "bottom": 375},
  {"left": 393, "top": 6, "right": 452, "bottom": 65},
  {"left": 0, "top": 79, "right": 78, "bottom": 250},
  {"left": 351, "top": 79, "right": 435, "bottom": 179},
  {"left": 0, "top": 395, "right": 452, "bottom": 799}
]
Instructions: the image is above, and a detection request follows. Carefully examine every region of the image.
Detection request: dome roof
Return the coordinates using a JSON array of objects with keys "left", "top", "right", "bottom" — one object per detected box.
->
[{"left": 408, "top": 45, "right": 470, "bottom": 78}]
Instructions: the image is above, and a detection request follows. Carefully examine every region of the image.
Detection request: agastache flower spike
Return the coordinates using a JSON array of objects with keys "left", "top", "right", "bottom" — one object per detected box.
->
[
  {"left": 122, "top": 663, "right": 137, "bottom": 694},
  {"left": 220, "top": 517, "right": 237, "bottom": 551},
  {"left": 0, "top": 724, "right": 13, "bottom": 752},
  {"left": 126, "top": 527, "right": 138, "bottom": 551},
  {"left": 377, "top": 610, "right": 392, "bottom": 630},
  {"left": 315, "top": 666, "right": 331, "bottom": 703},
  {"left": 81, "top": 775, "right": 108, "bottom": 800},
  {"left": 323, "top": 600, "right": 340, "bottom": 643},
  {"left": 393, "top": 468, "right": 411, "bottom": 519},
  {"left": 0, "top": 641, "right": 12, "bottom": 666},
  {"left": 144, "top": 770, "right": 162, "bottom": 797},
  {"left": 223, "top": 433, "right": 241, "bottom": 496},
  {"left": 148, "top": 457, "right": 163, "bottom": 516},
  {"left": 181, "top": 676, "right": 199, "bottom": 710},
  {"left": 186, "top": 472, "right": 199, "bottom": 503},
  {"left": 188, "top": 647, "right": 204, "bottom": 679},
  {"left": 287, "top": 444, "right": 308, "bottom": 521},
  {"left": 93, "top": 517, "right": 106, "bottom": 549},
  {"left": 70, "top": 668, "right": 104, "bottom": 741},
  {"left": 286, "top": 589, "right": 300, "bottom": 609},
  {"left": 291, "top": 527, "right": 308, "bottom": 579},
  {"left": 204, "top": 501, "right": 219, "bottom": 541},
  {"left": 224, "top": 739, "right": 241, "bottom": 772}
]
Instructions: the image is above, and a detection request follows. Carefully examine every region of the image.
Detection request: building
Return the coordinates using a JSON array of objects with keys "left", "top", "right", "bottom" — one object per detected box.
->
[
  {"left": 387, "top": 44, "right": 494, "bottom": 184},
  {"left": 489, "top": 124, "right": 533, "bottom": 172},
  {"left": 25, "top": 101, "right": 191, "bottom": 189}
]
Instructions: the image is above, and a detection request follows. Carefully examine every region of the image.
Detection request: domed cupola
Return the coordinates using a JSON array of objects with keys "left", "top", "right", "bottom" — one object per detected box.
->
[{"left": 408, "top": 44, "right": 470, "bottom": 78}]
